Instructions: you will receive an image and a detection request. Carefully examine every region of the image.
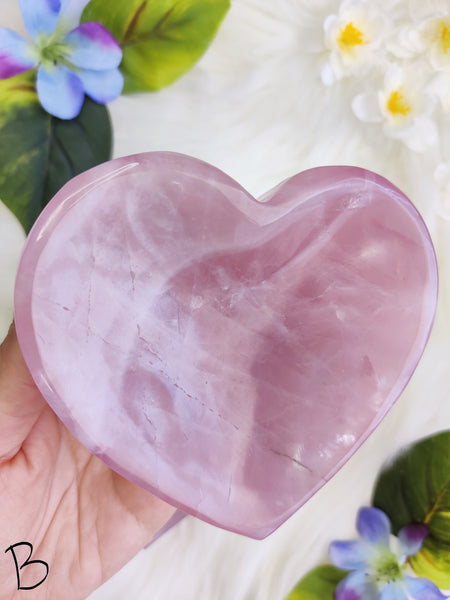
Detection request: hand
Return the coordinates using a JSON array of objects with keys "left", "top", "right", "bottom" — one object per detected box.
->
[{"left": 0, "top": 324, "right": 176, "bottom": 600}]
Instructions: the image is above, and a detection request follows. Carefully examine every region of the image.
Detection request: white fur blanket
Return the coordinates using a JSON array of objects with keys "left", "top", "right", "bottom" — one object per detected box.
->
[{"left": 1, "top": 1, "right": 449, "bottom": 599}]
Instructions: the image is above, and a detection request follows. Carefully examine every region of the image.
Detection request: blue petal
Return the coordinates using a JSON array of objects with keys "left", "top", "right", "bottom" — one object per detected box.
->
[
  {"left": 335, "top": 571, "right": 379, "bottom": 600},
  {"left": 65, "top": 23, "right": 122, "bottom": 70},
  {"left": 398, "top": 524, "right": 429, "bottom": 559},
  {"left": 57, "top": 0, "right": 91, "bottom": 30},
  {"left": 78, "top": 67, "right": 123, "bottom": 103},
  {"left": 329, "top": 540, "right": 370, "bottom": 570},
  {"left": 357, "top": 507, "right": 391, "bottom": 546},
  {"left": 36, "top": 64, "right": 84, "bottom": 119},
  {"left": 404, "top": 575, "right": 448, "bottom": 599},
  {"left": 19, "top": 0, "right": 62, "bottom": 39},
  {"left": 0, "top": 28, "right": 37, "bottom": 78},
  {"left": 379, "top": 582, "right": 408, "bottom": 600}
]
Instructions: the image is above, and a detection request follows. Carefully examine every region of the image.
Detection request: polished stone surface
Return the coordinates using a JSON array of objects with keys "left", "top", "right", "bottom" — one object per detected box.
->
[{"left": 14, "top": 152, "right": 438, "bottom": 538}]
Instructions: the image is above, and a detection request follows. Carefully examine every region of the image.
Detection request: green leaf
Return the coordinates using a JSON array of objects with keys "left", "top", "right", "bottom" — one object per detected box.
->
[
  {"left": 284, "top": 565, "right": 348, "bottom": 600},
  {"left": 0, "top": 72, "right": 112, "bottom": 232},
  {"left": 81, "top": 0, "right": 230, "bottom": 93},
  {"left": 372, "top": 430, "right": 450, "bottom": 589}
]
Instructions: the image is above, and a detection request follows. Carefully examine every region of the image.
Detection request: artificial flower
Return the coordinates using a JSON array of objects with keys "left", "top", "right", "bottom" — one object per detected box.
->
[
  {"left": 321, "top": 0, "right": 387, "bottom": 85},
  {"left": 387, "top": 0, "right": 450, "bottom": 71},
  {"left": 0, "top": 0, "right": 123, "bottom": 119},
  {"left": 352, "top": 63, "right": 438, "bottom": 152},
  {"left": 412, "top": 15, "right": 450, "bottom": 71},
  {"left": 329, "top": 506, "right": 447, "bottom": 600}
]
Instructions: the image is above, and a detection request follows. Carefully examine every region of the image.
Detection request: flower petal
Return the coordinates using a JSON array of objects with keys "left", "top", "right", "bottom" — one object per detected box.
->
[
  {"left": 352, "top": 93, "right": 382, "bottom": 123},
  {"left": 357, "top": 507, "right": 391, "bottom": 546},
  {"left": 0, "top": 28, "right": 36, "bottom": 78},
  {"left": 379, "top": 582, "right": 408, "bottom": 600},
  {"left": 404, "top": 575, "right": 448, "bottom": 600},
  {"left": 335, "top": 571, "right": 379, "bottom": 600},
  {"left": 398, "top": 524, "right": 429, "bottom": 559},
  {"left": 388, "top": 116, "right": 439, "bottom": 153},
  {"left": 78, "top": 67, "right": 123, "bottom": 104},
  {"left": 321, "top": 62, "right": 336, "bottom": 86},
  {"left": 57, "top": 0, "right": 91, "bottom": 30},
  {"left": 18, "top": 0, "right": 62, "bottom": 39},
  {"left": 329, "top": 540, "right": 370, "bottom": 570},
  {"left": 65, "top": 23, "right": 122, "bottom": 70},
  {"left": 384, "top": 63, "right": 404, "bottom": 91},
  {"left": 36, "top": 64, "right": 84, "bottom": 119}
]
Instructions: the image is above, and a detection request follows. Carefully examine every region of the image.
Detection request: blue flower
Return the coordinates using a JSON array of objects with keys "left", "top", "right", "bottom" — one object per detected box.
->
[
  {"left": 329, "top": 507, "right": 448, "bottom": 600},
  {"left": 0, "top": 0, "right": 123, "bottom": 119}
]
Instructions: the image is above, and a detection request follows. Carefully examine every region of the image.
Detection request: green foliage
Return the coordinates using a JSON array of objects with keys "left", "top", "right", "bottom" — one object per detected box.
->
[
  {"left": 81, "top": 0, "right": 230, "bottom": 93},
  {"left": 373, "top": 430, "right": 450, "bottom": 589},
  {"left": 0, "top": 73, "right": 112, "bottom": 232},
  {"left": 0, "top": 0, "right": 230, "bottom": 231},
  {"left": 284, "top": 565, "right": 348, "bottom": 600}
]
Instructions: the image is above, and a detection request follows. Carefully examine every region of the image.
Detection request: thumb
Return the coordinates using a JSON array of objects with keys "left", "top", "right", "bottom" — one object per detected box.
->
[{"left": 0, "top": 323, "right": 46, "bottom": 462}]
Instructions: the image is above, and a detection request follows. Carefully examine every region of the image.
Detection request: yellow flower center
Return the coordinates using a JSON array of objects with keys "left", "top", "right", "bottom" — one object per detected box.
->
[
  {"left": 337, "top": 22, "right": 368, "bottom": 52},
  {"left": 386, "top": 88, "right": 411, "bottom": 117},
  {"left": 438, "top": 20, "right": 450, "bottom": 54}
]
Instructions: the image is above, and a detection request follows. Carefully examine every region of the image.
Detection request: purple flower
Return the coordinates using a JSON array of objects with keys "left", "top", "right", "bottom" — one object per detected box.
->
[
  {"left": 329, "top": 507, "right": 448, "bottom": 600},
  {"left": 0, "top": 0, "right": 123, "bottom": 119}
]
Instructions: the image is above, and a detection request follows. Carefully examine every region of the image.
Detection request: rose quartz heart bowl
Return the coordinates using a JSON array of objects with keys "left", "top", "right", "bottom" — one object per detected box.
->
[{"left": 14, "top": 152, "right": 438, "bottom": 538}]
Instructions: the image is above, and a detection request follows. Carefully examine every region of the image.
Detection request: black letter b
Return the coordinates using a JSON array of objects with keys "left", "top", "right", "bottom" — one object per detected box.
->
[{"left": 5, "top": 542, "right": 49, "bottom": 590}]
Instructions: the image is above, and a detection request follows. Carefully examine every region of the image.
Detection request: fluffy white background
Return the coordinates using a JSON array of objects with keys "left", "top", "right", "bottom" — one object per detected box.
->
[{"left": 0, "top": 1, "right": 449, "bottom": 599}]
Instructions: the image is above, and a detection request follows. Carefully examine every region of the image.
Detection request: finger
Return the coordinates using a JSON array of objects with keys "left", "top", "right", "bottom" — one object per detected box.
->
[{"left": 0, "top": 323, "right": 46, "bottom": 462}]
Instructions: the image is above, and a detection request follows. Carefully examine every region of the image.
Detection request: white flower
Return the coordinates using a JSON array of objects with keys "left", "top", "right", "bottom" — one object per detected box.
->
[
  {"left": 415, "top": 16, "right": 450, "bottom": 71},
  {"left": 388, "top": 1, "right": 450, "bottom": 71},
  {"left": 352, "top": 63, "right": 438, "bottom": 152},
  {"left": 321, "top": 0, "right": 387, "bottom": 85},
  {"left": 386, "top": 3, "right": 450, "bottom": 114},
  {"left": 434, "top": 162, "right": 450, "bottom": 219},
  {"left": 391, "top": 16, "right": 450, "bottom": 71}
]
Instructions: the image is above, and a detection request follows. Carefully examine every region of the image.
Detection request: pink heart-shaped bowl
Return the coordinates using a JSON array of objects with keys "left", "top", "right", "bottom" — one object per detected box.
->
[{"left": 14, "top": 152, "right": 438, "bottom": 539}]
